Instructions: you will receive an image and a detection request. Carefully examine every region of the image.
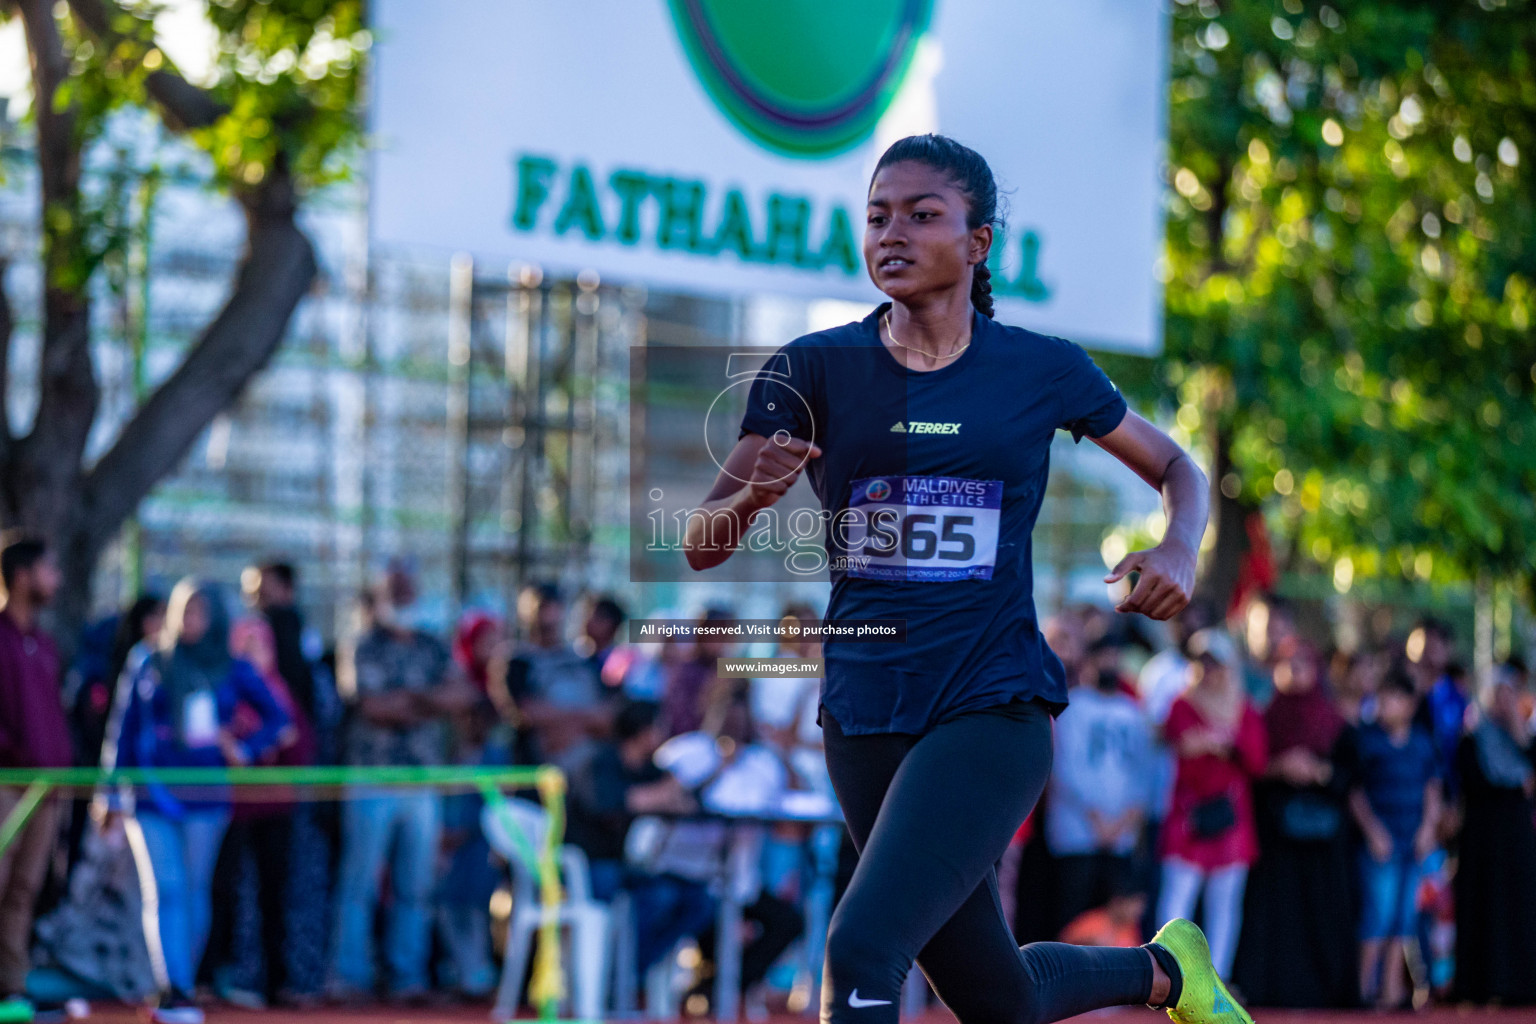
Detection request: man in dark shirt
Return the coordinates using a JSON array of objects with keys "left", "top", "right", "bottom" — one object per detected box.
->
[
  {"left": 566, "top": 701, "right": 713, "bottom": 983},
  {"left": 577, "top": 594, "right": 627, "bottom": 690},
  {"left": 0, "top": 534, "right": 68, "bottom": 1014},
  {"left": 503, "top": 583, "right": 610, "bottom": 769},
  {"left": 331, "top": 563, "right": 477, "bottom": 1002},
  {"left": 660, "top": 607, "right": 735, "bottom": 738}
]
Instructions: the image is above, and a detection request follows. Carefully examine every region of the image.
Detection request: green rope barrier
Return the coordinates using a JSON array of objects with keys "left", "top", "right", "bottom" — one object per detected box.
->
[
  {"left": 0, "top": 766, "right": 570, "bottom": 1023},
  {"left": 0, "top": 765, "right": 555, "bottom": 788},
  {"left": 0, "top": 781, "right": 49, "bottom": 861}
]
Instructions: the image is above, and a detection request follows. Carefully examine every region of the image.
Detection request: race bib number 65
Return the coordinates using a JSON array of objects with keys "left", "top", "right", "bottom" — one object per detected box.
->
[{"left": 844, "top": 475, "right": 1002, "bottom": 582}]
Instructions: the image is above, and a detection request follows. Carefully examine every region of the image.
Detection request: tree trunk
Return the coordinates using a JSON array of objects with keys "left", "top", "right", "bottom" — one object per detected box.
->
[
  {"left": 10, "top": 0, "right": 97, "bottom": 657},
  {"left": 1195, "top": 422, "right": 1250, "bottom": 614},
  {"left": 0, "top": 291, "right": 98, "bottom": 656},
  {"left": 8, "top": 0, "right": 319, "bottom": 663},
  {"left": 19, "top": 174, "right": 316, "bottom": 660},
  {"left": 51, "top": 509, "right": 98, "bottom": 669},
  {"left": 5, "top": 296, "right": 94, "bottom": 521},
  {"left": 79, "top": 170, "right": 318, "bottom": 556},
  {"left": 1190, "top": 149, "right": 1244, "bottom": 616}
]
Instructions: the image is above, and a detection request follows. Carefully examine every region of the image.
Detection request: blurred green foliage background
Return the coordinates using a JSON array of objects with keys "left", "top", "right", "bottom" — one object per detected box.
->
[{"left": 1106, "top": 0, "right": 1534, "bottom": 613}]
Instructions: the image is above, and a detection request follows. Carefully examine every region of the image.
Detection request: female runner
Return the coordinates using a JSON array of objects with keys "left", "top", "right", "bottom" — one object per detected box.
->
[{"left": 684, "top": 135, "right": 1252, "bottom": 1024}]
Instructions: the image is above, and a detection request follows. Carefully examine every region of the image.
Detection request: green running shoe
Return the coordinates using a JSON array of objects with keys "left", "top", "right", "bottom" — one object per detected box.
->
[{"left": 1149, "top": 918, "right": 1254, "bottom": 1024}]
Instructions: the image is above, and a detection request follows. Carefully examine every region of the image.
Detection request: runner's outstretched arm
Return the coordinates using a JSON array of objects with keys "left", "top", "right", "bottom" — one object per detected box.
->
[
  {"left": 684, "top": 432, "right": 823, "bottom": 571},
  {"left": 1091, "top": 410, "right": 1209, "bottom": 621}
]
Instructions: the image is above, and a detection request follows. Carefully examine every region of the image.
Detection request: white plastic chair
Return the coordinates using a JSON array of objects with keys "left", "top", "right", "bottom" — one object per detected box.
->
[{"left": 481, "top": 799, "right": 610, "bottom": 1022}]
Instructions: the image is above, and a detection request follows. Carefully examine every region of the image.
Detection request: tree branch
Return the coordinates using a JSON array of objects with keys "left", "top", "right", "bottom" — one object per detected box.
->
[
  {"left": 144, "top": 70, "right": 226, "bottom": 131},
  {"left": 17, "top": 0, "right": 74, "bottom": 208},
  {"left": 13, "top": 0, "right": 98, "bottom": 532},
  {"left": 80, "top": 169, "right": 318, "bottom": 551},
  {"left": 66, "top": 0, "right": 228, "bottom": 131}
]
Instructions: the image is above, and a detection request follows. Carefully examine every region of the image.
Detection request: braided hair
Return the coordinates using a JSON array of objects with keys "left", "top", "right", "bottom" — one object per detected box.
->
[{"left": 871, "top": 134, "right": 1001, "bottom": 318}]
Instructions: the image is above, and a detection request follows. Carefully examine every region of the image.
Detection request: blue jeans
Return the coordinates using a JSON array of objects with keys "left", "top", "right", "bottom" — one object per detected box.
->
[
  {"left": 331, "top": 788, "right": 443, "bottom": 994},
  {"left": 137, "top": 809, "right": 231, "bottom": 995},
  {"left": 1359, "top": 850, "right": 1422, "bottom": 941}
]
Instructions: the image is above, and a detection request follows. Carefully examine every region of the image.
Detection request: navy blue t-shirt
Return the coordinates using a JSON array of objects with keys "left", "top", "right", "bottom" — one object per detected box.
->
[
  {"left": 1353, "top": 723, "right": 1441, "bottom": 850},
  {"left": 737, "top": 303, "right": 1127, "bottom": 735}
]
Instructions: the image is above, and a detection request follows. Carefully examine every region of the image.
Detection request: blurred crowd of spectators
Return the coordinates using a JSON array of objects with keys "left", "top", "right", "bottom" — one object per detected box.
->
[
  {"left": 0, "top": 537, "right": 835, "bottom": 1023},
  {"left": 1017, "top": 599, "right": 1536, "bottom": 1012},
  {"left": 1, "top": 530, "right": 1534, "bottom": 1023}
]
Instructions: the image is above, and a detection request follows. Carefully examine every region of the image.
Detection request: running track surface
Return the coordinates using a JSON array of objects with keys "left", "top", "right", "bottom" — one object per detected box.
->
[{"left": 77, "top": 1007, "right": 1536, "bottom": 1024}]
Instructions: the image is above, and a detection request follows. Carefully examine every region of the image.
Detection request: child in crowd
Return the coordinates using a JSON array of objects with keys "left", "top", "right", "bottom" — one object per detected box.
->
[
  {"left": 1347, "top": 668, "right": 1443, "bottom": 1011},
  {"left": 1047, "top": 658, "right": 1155, "bottom": 931}
]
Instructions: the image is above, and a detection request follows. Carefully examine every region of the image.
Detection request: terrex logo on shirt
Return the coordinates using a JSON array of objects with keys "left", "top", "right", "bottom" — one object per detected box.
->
[{"left": 891, "top": 420, "right": 962, "bottom": 435}]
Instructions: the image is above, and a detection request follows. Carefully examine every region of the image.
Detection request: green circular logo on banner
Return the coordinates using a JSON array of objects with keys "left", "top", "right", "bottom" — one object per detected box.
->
[{"left": 668, "top": 0, "right": 935, "bottom": 159}]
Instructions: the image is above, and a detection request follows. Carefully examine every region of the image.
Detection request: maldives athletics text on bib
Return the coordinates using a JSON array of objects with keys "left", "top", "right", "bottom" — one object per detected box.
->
[{"left": 844, "top": 475, "right": 1003, "bottom": 582}]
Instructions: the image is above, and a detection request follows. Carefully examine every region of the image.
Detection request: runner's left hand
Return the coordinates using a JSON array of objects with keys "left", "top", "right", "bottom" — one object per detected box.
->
[{"left": 1104, "top": 539, "right": 1195, "bottom": 621}]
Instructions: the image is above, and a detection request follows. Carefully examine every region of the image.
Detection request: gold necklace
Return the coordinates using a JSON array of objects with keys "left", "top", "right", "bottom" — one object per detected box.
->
[{"left": 883, "top": 311, "right": 971, "bottom": 363}]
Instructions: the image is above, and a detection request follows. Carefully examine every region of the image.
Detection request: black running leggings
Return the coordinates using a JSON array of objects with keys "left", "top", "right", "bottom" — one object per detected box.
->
[{"left": 821, "top": 699, "right": 1155, "bottom": 1024}]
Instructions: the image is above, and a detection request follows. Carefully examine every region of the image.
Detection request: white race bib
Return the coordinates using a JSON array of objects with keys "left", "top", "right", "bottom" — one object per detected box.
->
[
  {"left": 182, "top": 691, "right": 220, "bottom": 747},
  {"left": 844, "top": 475, "right": 1002, "bottom": 582}
]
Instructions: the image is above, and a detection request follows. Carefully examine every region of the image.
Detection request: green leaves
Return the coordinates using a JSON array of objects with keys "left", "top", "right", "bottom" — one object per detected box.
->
[
  {"left": 194, "top": 0, "right": 366, "bottom": 191},
  {"left": 23, "top": 0, "right": 363, "bottom": 298},
  {"left": 1162, "top": 0, "right": 1536, "bottom": 596}
]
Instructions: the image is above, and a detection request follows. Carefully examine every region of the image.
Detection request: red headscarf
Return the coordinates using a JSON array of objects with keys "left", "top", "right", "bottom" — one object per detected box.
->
[
  {"left": 229, "top": 616, "right": 298, "bottom": 731},
  {"left": 228, "top": 616, "right": 313, "bottom": 819},
  {"left": 453, "top": 611, "right": 501, "bottom": 693},
  {"left": 1264, "top": 649, "right": 1344, "bottom": 758}
]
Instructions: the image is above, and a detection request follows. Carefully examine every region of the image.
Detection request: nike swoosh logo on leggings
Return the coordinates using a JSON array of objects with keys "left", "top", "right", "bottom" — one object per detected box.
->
[{"left": 848, "top": 990, "right": 892, "bottom": 1009}]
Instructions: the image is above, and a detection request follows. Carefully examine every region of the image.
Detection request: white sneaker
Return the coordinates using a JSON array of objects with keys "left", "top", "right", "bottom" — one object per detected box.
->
[{"left": 150, "top": 1001, "right": 204, "bottom": 1024}]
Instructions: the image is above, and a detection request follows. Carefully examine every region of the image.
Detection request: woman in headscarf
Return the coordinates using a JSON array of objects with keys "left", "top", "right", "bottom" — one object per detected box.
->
[
  {"left": 240, "top": 607, "right": 332, "bottom": 1006},
  {"left": 1234, "top": 650, "right": 1357, "bottom": 1006},
  {"left": 435, "top": 611, "right": 508, "bottom": 997},
  {"left": 449, "top": 611, "right": 507, "bottom": 766},
  {"left": 1453, "top": 670, "right": 1536, "bottom": 1005},
  {"left": 233, "top": 612, "right": 334, "bottom": 1006},
  {"left": 203, "top": 616, "right": 311, "bottom": 1007},
  {"left": 452, "top": 610, "right": 501, "bottom": 695},
  {"left": 114, "top": 580, "right": 289, "bottom": 1024}
]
